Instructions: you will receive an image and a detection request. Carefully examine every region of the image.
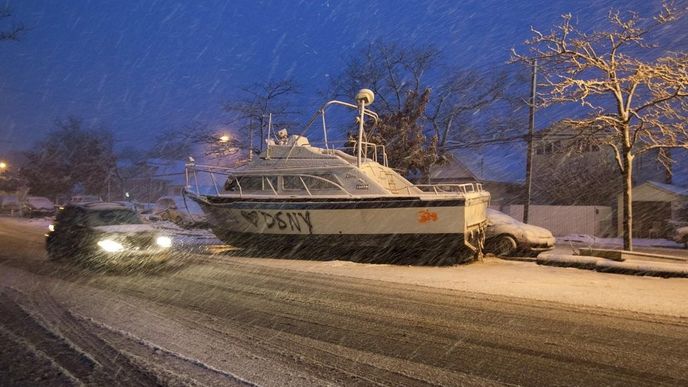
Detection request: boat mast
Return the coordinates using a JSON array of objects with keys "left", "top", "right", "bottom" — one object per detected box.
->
[{"left": 355, "top": 89, "right": 374, "bottom": 168}]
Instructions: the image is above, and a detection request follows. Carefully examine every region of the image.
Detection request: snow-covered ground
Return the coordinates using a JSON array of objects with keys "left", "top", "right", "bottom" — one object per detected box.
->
[
  {"left": 559, "top": 234, "right": 683, "bottom": 249},
  {"left": 4, "top": 216, "right": 688, "bottom": 318},
  {"left": 147, "top": 220, "right": 221, "bottom": 247},
  {"left": 2, "top": 216, "right": 688, "bottom": 385},
  {"left": 222, "top": 255, "right": 688, "bottom": 318}
]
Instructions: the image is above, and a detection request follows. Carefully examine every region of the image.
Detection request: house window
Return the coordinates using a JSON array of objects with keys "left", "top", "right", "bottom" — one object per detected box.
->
[{"left": 544, "top": 143, "right": 553, "bottom": 154}]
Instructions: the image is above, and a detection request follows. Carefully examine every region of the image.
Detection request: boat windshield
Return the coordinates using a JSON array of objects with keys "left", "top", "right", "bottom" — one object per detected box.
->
[{"left": 224, "top": 174, "right": 343, "bottom": 195}]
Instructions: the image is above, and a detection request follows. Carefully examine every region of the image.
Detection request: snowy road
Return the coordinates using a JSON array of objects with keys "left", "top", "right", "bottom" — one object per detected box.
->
[{"left": 1, "top": 218, "right": 688, "bottom": 386}]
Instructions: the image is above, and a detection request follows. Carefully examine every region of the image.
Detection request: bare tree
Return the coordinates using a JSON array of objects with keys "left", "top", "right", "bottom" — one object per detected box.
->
[
  {"left": 330, "top": 41, "right": 440, "bottom": 115},
  {"left": 223, "top": 79, "right": 299, "bottom": 153},
  {"left": 330, "top": 42, "right": 441, "bottom": 178},
  {"left": 0, "top": 6, "right": 25, "bottom": 41},
  {"left": 426, "top": 70, "right": 505, "bottom": 148},
  {"left": 330, "top": 41, "right": 507, "bottom": 179},
  {"left": 513, "top": 3, "right": 688, "bottom": 250},
  {"left": 152, "top": 122, "right": 242, "bottom": 163},
  {"left": 20, "top": 117, "right": 117, "bottom": 197}
]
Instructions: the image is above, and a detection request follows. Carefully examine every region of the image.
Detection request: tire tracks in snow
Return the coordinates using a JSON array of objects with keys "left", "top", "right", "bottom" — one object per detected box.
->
[{"left": 0, "top": 286, "right": 252, "bottom": 386}]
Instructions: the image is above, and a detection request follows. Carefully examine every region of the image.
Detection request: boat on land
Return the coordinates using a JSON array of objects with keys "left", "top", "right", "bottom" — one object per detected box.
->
[{"left": 184, "top": 89, "right": 490, "bottom": 264}]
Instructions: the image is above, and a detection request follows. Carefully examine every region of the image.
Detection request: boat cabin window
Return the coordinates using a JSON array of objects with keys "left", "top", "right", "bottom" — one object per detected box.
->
[
  {"left": 282, "top": 174, "right": 340, "bottom": 192},
  {"left": 282, "top": 176, "right": 306, "bottom": 191},
  {"left": 224, "top": 176, "right": 277, "bottom": 193}
]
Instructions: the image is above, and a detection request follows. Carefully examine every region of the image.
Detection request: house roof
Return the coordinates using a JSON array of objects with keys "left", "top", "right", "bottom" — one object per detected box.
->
[
  {"left": 644, "top": 181, "right": 688, "bottom": 197},
  {"left": 429, "top": 157, "right": 477, "bottom": 181},
  {"left": 429, "top": 145, "right": 526, "bottom": 184},
  {"left": 452, "top": 144, "right": 526, "bottom": 184}
]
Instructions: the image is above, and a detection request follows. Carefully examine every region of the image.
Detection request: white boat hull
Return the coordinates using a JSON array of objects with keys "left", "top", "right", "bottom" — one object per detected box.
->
[{"left": 189, "top": 194, "right": 489, "bottom": 264}]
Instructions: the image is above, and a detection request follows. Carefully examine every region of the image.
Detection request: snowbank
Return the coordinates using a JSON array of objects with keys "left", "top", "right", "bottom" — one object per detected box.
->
[{"left": 560, "top": 234, "right": 683, "bottom": 248}]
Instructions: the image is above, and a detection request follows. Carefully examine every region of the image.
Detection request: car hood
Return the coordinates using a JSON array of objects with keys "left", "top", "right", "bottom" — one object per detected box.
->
[
  {"left": 92, "top": 224, "right": 157, "bottom": 234},
  {"left": 490, "top": 222, "right": 555, "bottom": 239}
]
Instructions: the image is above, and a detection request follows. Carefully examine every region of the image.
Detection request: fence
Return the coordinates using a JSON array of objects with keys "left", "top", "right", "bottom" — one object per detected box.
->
[{"left": 502, "top": 205, "right": 613, "bottom": 237}]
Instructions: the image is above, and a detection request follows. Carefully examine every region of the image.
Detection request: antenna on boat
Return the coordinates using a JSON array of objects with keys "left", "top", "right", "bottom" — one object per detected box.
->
[
  {"left": 267, "top": 113, "right": 272, "bottom": 142},
  {"left": 264, "top": 113, "right": 273, "bottom": 160},
  {"left": 355, "top": 89, "right": 375, "bottom": 168},
  {"left": 248, "top": 118, "right": 254, "bottom": 161}
]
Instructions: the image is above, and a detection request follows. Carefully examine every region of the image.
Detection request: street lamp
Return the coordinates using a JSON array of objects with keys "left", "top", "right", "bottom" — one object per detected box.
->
[
  {"left": 0, "top": 161, "right": 7, "bottom": 172},
  {"left": 219, "top": 134, "right": 230, "bottom": 143}
]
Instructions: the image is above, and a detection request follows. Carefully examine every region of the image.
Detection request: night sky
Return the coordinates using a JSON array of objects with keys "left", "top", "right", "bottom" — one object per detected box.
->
[{"left": 0, "top": 0, "right": 674, "bottom": 161}]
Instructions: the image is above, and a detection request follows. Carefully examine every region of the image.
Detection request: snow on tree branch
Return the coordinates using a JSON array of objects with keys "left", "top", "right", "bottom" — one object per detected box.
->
[{"left": 512, "top": 1, "right": 688, "bottom": 251}]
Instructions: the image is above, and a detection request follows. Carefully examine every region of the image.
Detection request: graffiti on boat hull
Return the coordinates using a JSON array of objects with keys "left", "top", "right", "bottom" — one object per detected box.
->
[{"left": 240, "top": 210, "right": 314, "bottom": 234}]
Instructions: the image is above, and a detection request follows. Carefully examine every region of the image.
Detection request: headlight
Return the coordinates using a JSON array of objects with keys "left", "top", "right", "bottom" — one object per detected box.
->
[
  {"left": 97, "top": 239, "right": 124, "bottom": 252},
  {"left": 156, "top": 236, "right": 172, "bottom": 248}
]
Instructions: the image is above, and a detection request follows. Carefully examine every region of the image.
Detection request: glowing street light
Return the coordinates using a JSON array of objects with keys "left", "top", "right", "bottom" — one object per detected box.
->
[
  {"left": 219, "top": 134, "right": 230, "bottom": 143},
  {"left": 0, "top": 161, "right": 7, "bottom": 171}
]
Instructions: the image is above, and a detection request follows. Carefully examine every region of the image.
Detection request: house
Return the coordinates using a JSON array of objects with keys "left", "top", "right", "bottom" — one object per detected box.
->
[
  {"left": 428, "top": 147, "right": 525, "bottom": 207},
  {"left": 616, "top": 181, "right": 688, "bottom": 238},
  {"left": 532, "top": 121, "right": 688, "bottom": 235},
  {"left": 531, "top": 121, "right": 679, "bottom": 206}
]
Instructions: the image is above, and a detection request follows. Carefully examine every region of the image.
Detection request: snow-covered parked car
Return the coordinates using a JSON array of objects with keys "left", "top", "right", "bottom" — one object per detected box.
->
[
  {"left": 150, "top": 196, "right": 206, "bottom": 226},
  {"left": 0, "top": 195, "right": 22, "bottom": 215},
  {"left": 673, "top": 226, "right": 688, "bottom": 247},
  {"left": 112, "top": 201, "right": 155, "bottom": 214},
  {"left": 484, "top": 208, "right": 555, "bottom": 257},
  {"left": 23, "top": 196, "right": 56, "bottom": 217},
  {"left": 46, "top": 201, "right": 173, "bottom": 264},
  {"left": 69, "top": 195, "right": 102, "bottom": 204}
]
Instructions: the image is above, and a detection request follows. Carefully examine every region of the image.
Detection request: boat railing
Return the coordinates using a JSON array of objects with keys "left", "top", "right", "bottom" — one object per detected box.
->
[
  {"left": 185, "top": 162, "right": 355, "bottom": 198},
  {"left": 414, "top": 183, "right": 484, "bottom": 195},
  {"left": 184, "top": 162, "right": 234, "bottom": 196},
  {"left": 320, "top": 141, "right": 388, "bottom": 167},
  {"left": 359, "top": 142, "right": 388, "bottom": 167}
]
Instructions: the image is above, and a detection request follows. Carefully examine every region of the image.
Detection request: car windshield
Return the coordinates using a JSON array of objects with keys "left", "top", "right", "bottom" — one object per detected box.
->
[
  {"left": 86, "top": 209, "right": 143, "bottom": 226},
  {"left": 487, "top": 208, "right": 522, "bottom": 224}
]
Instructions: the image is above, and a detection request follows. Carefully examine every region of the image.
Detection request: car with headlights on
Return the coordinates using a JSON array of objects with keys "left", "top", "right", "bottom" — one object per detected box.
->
[
  {"left": 46, "top": 202, "right": 173, "bottom": 264},
  {"left": 484, "top": 208, "right": 556, "bottom": 257}
]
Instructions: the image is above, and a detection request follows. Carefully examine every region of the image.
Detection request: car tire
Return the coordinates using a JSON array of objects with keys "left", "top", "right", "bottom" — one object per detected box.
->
[{"left": 489, "top": 235, "right": 518, "bottom": 257}]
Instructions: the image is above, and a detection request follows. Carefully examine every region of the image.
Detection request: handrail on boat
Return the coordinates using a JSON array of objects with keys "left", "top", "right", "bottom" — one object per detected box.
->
[
  {"left": 319, "top": 141, "right": 388, "bottom": 167},
  {"left": 413, "top": 183, "right": 484, "bottom": 195}
]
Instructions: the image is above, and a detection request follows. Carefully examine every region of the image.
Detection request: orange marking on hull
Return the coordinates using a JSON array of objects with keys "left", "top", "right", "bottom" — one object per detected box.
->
[{"left": 418, "top": 209, "right": 438, "bottom": 224}]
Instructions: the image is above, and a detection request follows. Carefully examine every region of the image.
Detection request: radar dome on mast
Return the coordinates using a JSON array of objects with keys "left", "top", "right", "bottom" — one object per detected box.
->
[{"left": 355, "top": 89, "right": 375, "bottom": 106}]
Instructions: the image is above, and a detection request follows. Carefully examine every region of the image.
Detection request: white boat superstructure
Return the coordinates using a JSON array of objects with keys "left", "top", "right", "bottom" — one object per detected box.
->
[{"left": 185, "top": 89, "right": 490, "bottom": 264}]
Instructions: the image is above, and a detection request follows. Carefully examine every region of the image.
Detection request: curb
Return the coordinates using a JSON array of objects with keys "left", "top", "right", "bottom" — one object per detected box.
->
[{"left": 536, "top": 254, "right": 688, "bottom": 278}]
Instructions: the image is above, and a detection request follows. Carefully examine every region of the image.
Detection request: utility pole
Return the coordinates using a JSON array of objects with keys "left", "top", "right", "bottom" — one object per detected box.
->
[
  {"left": 523, "top": 59, "right": 537, "bottom": 224},
  {"left": 248, "top": 118, "right": 254, "bottom": 161}
]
